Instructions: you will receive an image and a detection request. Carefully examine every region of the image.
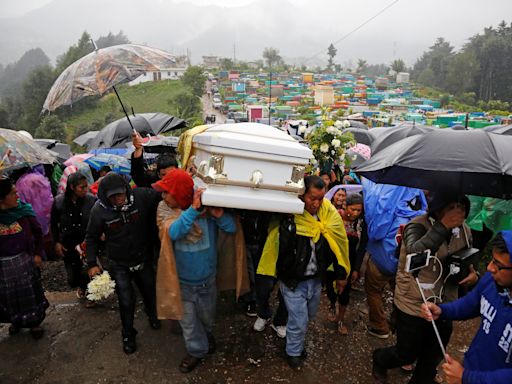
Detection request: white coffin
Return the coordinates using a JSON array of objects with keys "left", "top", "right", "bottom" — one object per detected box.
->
[{"left": 190, "top": 123, "right": 313, "bottom": 214}]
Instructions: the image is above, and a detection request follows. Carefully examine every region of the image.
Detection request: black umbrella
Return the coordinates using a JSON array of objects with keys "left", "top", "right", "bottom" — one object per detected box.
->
[
  {"left": 347, "top": 120, "right": 368, "bottom": 130},
  {"left": 344, "top": 127, "right": 374, "bottom": 145},
  {"left": 34, "top": 139, "right": 72, "bottom": 161},
  {"left": 355, "top": 129, "right": 512, "bottom": 199},
  {"left": 73, "top": 130, "right": 99, "bottom": 147},
  {"left": 483, "top": 124, "right": 512, "bottom": 135},
  {"left": 370, "top": 123, "right": 436, "bottom": 154},
  {"left": 87, "top": 113, "right": 185, "bottom": 149}
]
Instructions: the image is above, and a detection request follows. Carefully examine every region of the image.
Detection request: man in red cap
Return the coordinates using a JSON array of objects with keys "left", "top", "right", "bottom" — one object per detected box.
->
[{"left": 153, "top": 169, "right": 236, "bottom": 373}]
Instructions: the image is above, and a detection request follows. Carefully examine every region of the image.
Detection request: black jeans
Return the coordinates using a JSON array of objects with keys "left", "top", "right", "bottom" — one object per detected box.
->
[
  {"left": 373, "top": 307, "right": 452, "bottom": 384},
  {"left": 63, "top": 248, "right": 88, "bottom": 292},
  {"left": 255, "top": 274, "right": 287, "bottom": 326},
  {"left": 109, "top": 260, "right": 157, "bottom": 337}
]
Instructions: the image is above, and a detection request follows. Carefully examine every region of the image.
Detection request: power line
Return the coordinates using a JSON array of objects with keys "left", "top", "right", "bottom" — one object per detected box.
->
[{"left": 305, "top": 0, "right": 400, "bottom": 62}]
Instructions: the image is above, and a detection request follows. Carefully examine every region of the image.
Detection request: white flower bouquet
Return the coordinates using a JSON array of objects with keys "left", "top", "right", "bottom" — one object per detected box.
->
[
  {"left": 306, "top": 119, "right": 355, "bottom": 171},
  {"left": 87, "top": 271, "right": 116, "bottom": 301}
]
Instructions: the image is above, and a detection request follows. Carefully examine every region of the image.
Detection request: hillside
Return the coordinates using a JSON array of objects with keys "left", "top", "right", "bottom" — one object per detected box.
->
[{"left": 61, "top": 80, "right": 187, "bottom": 141}]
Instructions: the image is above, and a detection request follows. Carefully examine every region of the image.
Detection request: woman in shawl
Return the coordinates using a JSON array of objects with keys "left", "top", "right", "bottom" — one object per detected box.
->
[
  {"left": 51, "top": 172, "right": 96, "bottom": 305},
  {"left": 0, "top": 177, "right": 49, "bottom": 338}
]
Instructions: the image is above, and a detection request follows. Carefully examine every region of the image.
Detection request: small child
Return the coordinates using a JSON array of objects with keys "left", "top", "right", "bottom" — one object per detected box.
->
[{"left": 326, "top": 193, "right": 367, "bottom": 334}]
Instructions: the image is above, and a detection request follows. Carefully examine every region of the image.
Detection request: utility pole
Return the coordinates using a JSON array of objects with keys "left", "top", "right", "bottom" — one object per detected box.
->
[
  {"left": 233, "top": 43, "right": 236, "bottom": 65},
  {"left": 268, "top": 71, "right": 272, "bottom": 126}
]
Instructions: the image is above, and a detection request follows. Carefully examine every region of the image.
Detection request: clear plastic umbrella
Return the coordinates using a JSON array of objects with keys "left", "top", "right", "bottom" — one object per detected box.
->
[{"left": 0, "top": 128, "right": 57, "bottom": 173}]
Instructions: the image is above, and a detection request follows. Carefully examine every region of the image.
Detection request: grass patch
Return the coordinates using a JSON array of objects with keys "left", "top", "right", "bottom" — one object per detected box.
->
[{"left": 61, "top": 80, "right": 189, "bottom": 140}]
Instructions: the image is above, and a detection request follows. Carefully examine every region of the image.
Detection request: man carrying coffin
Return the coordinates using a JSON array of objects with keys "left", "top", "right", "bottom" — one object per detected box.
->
[{"left": 258, "top": 175, "right": 350, "bottom": 368}]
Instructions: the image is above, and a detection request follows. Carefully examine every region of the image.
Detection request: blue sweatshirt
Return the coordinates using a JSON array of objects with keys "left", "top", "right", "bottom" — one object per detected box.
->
[
  {"left": 169, "top": 207, "right": 236, "bottom": 285},
  {"left": 439, "top": 272, "right": 512, "bottom": 384}
]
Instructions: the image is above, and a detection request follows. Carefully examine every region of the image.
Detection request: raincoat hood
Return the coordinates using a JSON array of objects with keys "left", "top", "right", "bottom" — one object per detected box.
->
[{"left": 97, "top": 173, "right": 132, "bottom": 209}]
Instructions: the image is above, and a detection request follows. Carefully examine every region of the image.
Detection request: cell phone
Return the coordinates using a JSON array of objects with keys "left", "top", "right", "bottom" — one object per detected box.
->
[{"left": 405, "top": 249, "right": 431, "bottom": 273}]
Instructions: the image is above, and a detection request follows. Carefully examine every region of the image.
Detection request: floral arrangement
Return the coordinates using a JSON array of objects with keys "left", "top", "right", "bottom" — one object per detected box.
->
[
  {"left": 306, "top": 119, "right": 355, "bottom": 171},
  {"left": 87, "top": 271, "right": 116, "bottom": 301}
]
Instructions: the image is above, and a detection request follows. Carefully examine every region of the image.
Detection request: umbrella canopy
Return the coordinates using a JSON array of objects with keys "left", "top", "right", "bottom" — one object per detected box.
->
[
  {"left": 74, "top": 130, "right": 99, "bottom": 147},
  {"left": 87, "top": 114, "right": 185, "bottom": 150},
  {"left": 347, "top": 120, "right": 369, "bottom": 130},
  {"left": 370, "top": 123, "right": 436, "bottom": 154},
  {"left": 42, "top": 44, "right": 177, "bottom": 112},
  {"left": 64, "top": 153, "right": 94, "bottom": 167},
  {"left": 346, "top": 143, "right": 371, "bottom": 168},
  {"left": 344, "top": 127, "right": 374, "bottom": 146},
  {"left": 84, "top": 153, "right": 131, "bottom": 175},
  {"left": 140, "top": 135, "right": 179, "bottom": 153},
  {"left": 355, "top": 129, "right": 512, "bottom": 199},
  {"left": 484, "top": 124, "right": 512, "bottom": 135},
  {"left": 0, "top": 128, "right": 57, "bottom": 172},
  {"left": 34, "top": 139, "right": 72, "bottom": 161}
]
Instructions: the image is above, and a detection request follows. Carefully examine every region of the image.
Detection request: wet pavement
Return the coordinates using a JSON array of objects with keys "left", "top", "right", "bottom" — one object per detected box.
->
[{"left": 0, "top": 260, "right": 478, "bottom": 384}]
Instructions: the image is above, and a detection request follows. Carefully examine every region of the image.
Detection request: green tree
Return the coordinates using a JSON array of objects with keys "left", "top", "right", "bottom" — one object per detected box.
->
[
  {"left": 262, "top": 47, "right": 282, "bottom": 68},
  {"left": 0, "top": 48, "right": 50, "bottom": 97},
  {"left": 95, "top": 31, "right": 130, "bottom": 49},
  {"left": 35, "top": 115, "right": 66, "bottom": 142},
  {"left": 327, "top": 43, "right": 337, "bottom": 71},
  {"left": 390, "top": 59, "right": 406, "bottom": 73},
  {"left": 167, "top": 90, "right": 202, "bottom": 124},
  {"left": 6, "top": 66, "right": 57, "bottom": 134},
  {"left": 356, "top": 59, "right": 368, "bottom": 74},
  {"left": 55, "top": 31, "right": 93, "bottom": 75},
  {"left": 219, "top": 58, "right": 234, "bottom": 70},
  {"left": 180, "top": 66, "right": 207, "bottom": 97}
]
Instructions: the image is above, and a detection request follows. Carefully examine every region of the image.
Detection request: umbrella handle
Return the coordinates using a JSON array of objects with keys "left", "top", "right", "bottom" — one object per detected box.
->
[{"left": 112, "top": 85, "right": 136, "bottom": 133}]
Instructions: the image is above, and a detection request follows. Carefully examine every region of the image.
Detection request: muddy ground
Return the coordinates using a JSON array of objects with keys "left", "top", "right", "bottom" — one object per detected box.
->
[{"left": 0, "top": 260, "right": 478, "bottom": 384}]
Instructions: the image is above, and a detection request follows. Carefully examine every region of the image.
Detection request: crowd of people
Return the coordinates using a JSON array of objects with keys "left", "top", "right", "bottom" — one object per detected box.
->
[{"left": 1, "top": 134, "right": 511, "bottom": 383}]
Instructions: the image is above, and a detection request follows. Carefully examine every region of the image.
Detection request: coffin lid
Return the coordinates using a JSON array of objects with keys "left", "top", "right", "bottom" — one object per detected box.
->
[{"left": 193, "top": 123, "right": 312, "bottom": 159}]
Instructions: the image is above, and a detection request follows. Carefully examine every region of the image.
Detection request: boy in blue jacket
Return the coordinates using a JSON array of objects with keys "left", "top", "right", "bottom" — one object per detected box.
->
[
  {"left": 152, "top": 169, "right": 236, "bottom": 373},
  {"left": 422, "top": 230, "right": 512, "bottom": 384}
]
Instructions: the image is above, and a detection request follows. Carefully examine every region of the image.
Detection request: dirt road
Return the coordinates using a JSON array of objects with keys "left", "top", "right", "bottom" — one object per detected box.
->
[{"left": 0, "top": 261, "right": 478, "bottom": 384}]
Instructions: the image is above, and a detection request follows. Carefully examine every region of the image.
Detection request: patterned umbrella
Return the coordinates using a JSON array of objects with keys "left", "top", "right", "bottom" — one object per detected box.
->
[
  {"left": 84, "top": 153, "right": 131, "bottom": 175},
  {"left": 64, "top": 153, "right": 94, "bottom": 167},
  {"left": 0, "top": 128, "right": 57, "bottom": 173},
  {"left": 42, "top": 44, "right": 177, "bottom": 112},
  {"left": 346, "top": 143, "right": 371, "bottom": 167}
]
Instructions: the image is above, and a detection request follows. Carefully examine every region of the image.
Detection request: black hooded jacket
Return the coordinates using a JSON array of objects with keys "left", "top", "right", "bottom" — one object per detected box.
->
[{"left": 85, "top": 173, "right": 161, "bottom": 267}]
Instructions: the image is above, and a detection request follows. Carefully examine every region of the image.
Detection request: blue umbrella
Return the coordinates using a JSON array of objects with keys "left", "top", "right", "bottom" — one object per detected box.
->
[{"left": 84, "top": 153, "right": 131, "bottom": 175}]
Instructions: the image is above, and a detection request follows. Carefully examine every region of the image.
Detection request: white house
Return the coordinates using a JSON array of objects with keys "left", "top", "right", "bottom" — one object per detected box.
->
[
  {"left": 202, "top": 56, "right": 220, "bottom": 69},
  {"left": 128, "top": 56, "right": 189, "bottom": 86}
]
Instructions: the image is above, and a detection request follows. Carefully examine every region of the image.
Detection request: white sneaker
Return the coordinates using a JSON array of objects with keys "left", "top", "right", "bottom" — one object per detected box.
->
[
  {"left": 253, "top": 316, "right": 270, "bottom": 332},
  {"left": 271, "top": 324, "right": 286, "bottom": 338}
]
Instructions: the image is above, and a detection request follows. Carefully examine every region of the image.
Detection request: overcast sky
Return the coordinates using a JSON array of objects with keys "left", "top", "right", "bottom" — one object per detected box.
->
[{"left": 1, "top": 0, "right": 511, "bottom": 66}]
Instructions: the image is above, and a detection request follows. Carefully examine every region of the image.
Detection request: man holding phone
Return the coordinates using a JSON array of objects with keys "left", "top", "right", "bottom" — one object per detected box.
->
[
  {"left": 421, "top": 230, "right": 512, "bottom": 384},
  {"left": 372, "top": 191, "right": 479, "bottom": 384}
]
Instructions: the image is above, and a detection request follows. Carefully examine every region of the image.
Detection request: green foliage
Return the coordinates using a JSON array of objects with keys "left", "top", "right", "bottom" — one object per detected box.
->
[
  {"left": 95, "top": 31, "right": 130, "bottom": 49},
  {"left": 390, "top": 59, "right": 406, "bottom": 73},
  {"left": 0, "top": 48, "right": 50, "bottom": 97},
  {"left": 180, "top": 66, "right": 207, "bottom": 97},
  {"left": 55, "top": 31, "right": 93, "bottom": 75},
  {"left": 412, "top": 21, "right": 512, "bottom": 104},
  {"left": 4, "top": 66, "right": 57, "bottom": 134},
  {"left": 306, "top": 119, "right": 355, "bottom": 170},
  {"left": 35, "top": 115, "right": 66, "bottom": 142},
  {"left": 439, "top": 94, "right": 451, "bottom": 107},
  {"left": 219, "top": 58, "right": 234, "bottom": 71},
  {"left": 262, "top": 47, "right": 282, "bottom": 68},
  {"left": 356, "top": 59, "right": 368, "bottom": 74},
  {"left": 327, "top": 43, "right": 337, "bottom": 70},
  {"left": 459, "top": 92, "right": 477, "bottom": 106},
  {"left": 167, "top": 89, "right": 202, "bottom": 124}
]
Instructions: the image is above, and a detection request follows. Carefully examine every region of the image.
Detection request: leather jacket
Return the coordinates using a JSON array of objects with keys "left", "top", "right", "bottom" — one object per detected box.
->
[{"left": 276, "top": 215, "right": 347, "bottom": 290}]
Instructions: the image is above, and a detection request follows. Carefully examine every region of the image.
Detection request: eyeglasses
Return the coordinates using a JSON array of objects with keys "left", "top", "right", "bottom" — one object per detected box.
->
[{"left": 490, "top": 258, "right": 512, "bottom": 271}]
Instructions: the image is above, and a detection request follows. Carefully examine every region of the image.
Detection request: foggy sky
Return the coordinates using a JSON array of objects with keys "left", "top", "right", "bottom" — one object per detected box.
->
[{"left": 1, "top": 0, "right": 511, "bottom": 67}]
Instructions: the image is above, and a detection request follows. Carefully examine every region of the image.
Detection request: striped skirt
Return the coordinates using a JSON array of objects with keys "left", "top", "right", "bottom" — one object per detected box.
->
[{"left": 0, "top": 252, "right": 49, "bottom": 328}]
